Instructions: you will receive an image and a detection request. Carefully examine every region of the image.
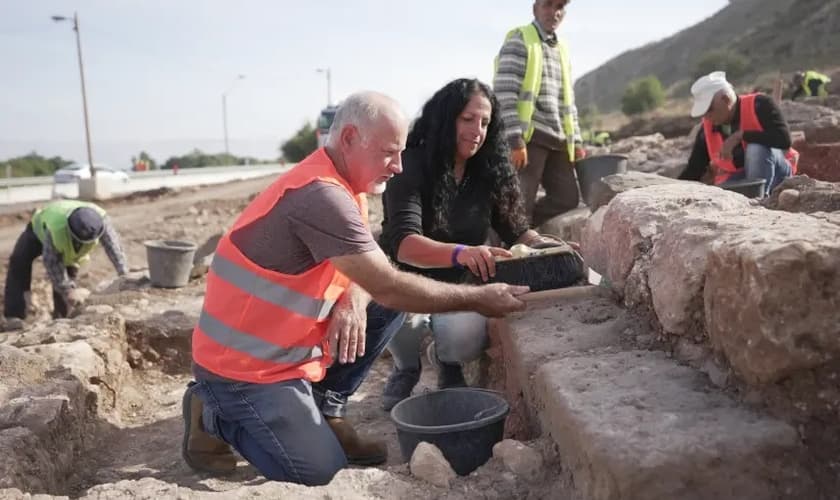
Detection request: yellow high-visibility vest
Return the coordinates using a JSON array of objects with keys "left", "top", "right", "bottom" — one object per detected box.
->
[
  {"left": 803, "top": 71, "right": 831, "bottom": 97},
  {"left": 495, "top": 24, "right": 576, "bottom": 162}
]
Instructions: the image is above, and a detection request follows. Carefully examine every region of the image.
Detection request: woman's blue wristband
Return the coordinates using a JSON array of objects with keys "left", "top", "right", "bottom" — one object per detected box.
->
[{"left": 451, "top": 244, "right": 466, "bottom": 268}]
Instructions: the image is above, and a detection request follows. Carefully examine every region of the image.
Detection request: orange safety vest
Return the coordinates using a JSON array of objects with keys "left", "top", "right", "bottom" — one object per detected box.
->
[
  {"left": 704, "top": 93, "right": 799, "bottom": 185},
  {"left": 191, "top": 148, "right": 368, "bottom": 384}
]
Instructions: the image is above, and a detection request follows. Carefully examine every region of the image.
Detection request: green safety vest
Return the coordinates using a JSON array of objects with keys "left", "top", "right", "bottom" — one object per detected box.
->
[
  {"left": 495, "top": 24, "right": 576, "bottom": 162},
  {"left": 31, "top": 200, "right": 106, "bottom": 267},
  {"left": 803, "top": 71, "right": 831, "bottom": 97}
]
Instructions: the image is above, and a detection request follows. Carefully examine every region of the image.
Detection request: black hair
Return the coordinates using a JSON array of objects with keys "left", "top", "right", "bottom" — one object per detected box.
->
[{"left": 406, "top": 78, "right": 527, "bottom": 235}]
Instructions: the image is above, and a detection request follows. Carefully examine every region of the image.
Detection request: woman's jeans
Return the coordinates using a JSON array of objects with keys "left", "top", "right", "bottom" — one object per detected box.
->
[
  {"left": 193, "top": 302, "right": 405, "bottom": 485},
  {"left": 386, "top": 311, "right": 488, "bottom": 370}
]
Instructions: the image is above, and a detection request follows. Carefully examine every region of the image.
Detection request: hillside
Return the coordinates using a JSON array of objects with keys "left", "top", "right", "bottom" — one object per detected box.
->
[{"left": 575, "top": 0, "right": 840, "bottom": 112}]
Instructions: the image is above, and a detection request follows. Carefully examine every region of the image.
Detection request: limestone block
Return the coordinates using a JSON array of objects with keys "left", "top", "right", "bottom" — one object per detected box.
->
[
  {"left": 492, "top": 439, "right": 543, "bottom": 480},
  {"left": 410, "top": 442, "right": 456, "bottom": 489},
  {"left": 588, "top": 172, "right": 684, "bottom": 212},
  {"left": 705, "top": 211, "right": 840, "bottom": 384},
  {"left": 535, "top": 350, "right": 814, "bottom": 500}
]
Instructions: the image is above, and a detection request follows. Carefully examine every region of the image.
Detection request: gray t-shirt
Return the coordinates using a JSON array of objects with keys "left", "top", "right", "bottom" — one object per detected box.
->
[{"left": 229, "top": 181, "right": 377, "bottom": 273}]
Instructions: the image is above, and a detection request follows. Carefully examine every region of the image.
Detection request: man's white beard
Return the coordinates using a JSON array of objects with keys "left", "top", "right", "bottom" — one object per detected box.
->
[{"left": 367, "top": 181, "right": 387, "bottom": 195}]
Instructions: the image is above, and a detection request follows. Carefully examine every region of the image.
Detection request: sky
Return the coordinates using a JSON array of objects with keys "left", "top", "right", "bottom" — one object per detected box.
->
[{"left": 0, "top": 0, "right": 728, "bottom": 169}]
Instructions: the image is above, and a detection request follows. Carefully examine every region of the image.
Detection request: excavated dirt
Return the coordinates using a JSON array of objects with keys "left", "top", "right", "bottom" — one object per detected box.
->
[{"left": 0, "top": 177, "right": 564, "bottom": 499}]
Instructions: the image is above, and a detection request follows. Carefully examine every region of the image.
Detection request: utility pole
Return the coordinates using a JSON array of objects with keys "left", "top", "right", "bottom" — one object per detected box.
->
[
  {"left": 316, "top": 67, "right": 332, "bottom": 106},
  {"left": 52, "top": 12, "right": 95, "bottom": 178},
  {"left": 222, "top": 74, "right": 245, "bottom": 156}
]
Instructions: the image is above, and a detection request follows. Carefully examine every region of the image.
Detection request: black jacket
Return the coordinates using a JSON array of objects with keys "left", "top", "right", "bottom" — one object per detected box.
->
[{"left": 379, "top": 147, "right": 528, "bottom": 284}]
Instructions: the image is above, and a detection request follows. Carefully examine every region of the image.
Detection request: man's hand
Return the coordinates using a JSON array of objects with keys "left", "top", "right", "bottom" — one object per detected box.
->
[
  {"left": 719, "top": 130, "right": 743, "bottom": 161},
  {"left": 472, "top": 283, "right": 530, "bottom": 317},
  {"left": 574, "top": 145, "right": 587, "bottom": 161},
  {"left": 326, "top": 287, "right": 369, "bottom": 364},
  {"left": 457, "top": 245, "right": 512, "bottom": 282},
  {"left": 65, "top": 287, "right": 90, "bottom": 309},
  {"left": 510, "top": 147, "right": 528, "bottom": 171}
]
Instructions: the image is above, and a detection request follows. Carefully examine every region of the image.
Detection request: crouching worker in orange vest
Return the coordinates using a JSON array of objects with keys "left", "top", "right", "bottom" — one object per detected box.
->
[
  {"left": 182, "top": 91, "right": 530, "bottom": 485},
  {"left": 679, "top": 71, "right": 797, "bottom": 197}
]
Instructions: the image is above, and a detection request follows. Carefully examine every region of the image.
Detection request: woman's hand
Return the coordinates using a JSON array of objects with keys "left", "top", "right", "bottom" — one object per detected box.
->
[{"left": 457, "top": 245, "right": 512, "bottom": 282}]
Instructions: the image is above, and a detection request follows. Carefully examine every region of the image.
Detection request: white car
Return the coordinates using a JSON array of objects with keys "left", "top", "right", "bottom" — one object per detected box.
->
[
  {"left": 53, "top": 164, "right": 130, "bottom": 184},
  {"left": 316, "top": 105, "right": 338, "bottom": 148}
]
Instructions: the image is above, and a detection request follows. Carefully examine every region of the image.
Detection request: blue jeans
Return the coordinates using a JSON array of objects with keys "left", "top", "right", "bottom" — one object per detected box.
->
[
  {"left": 387, "top": 311, "right": 488, "bottom": 370},
  {"left": 193, "top": 302, "right": 405, "bottom": 485},
  {"left": 738, "top": 143, "right": 792, "bottom": 196}
]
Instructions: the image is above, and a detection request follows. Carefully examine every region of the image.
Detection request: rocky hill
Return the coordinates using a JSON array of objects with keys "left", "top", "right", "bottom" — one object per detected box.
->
[{"left": 576, "top": 0, "right": 840, "bottom": 111}]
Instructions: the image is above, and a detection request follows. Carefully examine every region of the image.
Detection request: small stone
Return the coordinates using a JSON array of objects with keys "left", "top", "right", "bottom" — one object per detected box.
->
[
  {"left": 492, "top": 439, "right": 543, "bottom": 480},
  {"left": 777, "top": 189, "right": 800, "bottom": 210},
  {"left": 187, "top": 206, "right": 199, "bottom": 215},
  {"left": 410, "top": 442, "right": 456, "bottom": 489},
  {"left": 85, "top": 305, "right": 114, "bottom": 315},
  {"left": 701, "top": 358, "right": 730, "bottom": 388},
  {"left": 674, "top": 339, "right": 709, "bottom": 364}
]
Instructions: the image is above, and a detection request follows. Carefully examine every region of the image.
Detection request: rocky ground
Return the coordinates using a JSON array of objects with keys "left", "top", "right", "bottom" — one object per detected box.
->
[{"left": 0, "top": 177, "right": 568, "bottom": 499}]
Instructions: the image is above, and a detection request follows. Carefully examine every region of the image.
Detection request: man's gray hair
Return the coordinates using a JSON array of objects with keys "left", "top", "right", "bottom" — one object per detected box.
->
[{"left": 327, "top": 91, "right": 396, "bottom": 146}]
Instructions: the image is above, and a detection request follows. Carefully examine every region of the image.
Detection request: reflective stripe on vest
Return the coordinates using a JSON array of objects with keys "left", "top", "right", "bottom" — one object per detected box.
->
[
  {"left": 495, "top": 24, "right": 576, "bottom": 162},
  {"left": 31, "top": 200, "right": 105, "bottom": 266},
  {"left": 191, "top": 148, "right": 366, "bottom": 384},
  {"left": 705, "top": 94, "right": 799, "bottom": 185}
]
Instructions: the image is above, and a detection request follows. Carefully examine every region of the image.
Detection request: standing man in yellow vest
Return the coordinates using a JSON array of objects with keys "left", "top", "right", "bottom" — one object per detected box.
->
[
  {"left": 3, "top": 200, "right": 129, "bottom": 329},
  {"left": 494, "top": 0, "right": 585, "bottom": 227}
]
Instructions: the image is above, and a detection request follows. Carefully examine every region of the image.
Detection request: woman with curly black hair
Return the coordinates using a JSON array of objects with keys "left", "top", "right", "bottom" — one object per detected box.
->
[{"left": 379, "top": 78, "right": 561, "bottom": 410}]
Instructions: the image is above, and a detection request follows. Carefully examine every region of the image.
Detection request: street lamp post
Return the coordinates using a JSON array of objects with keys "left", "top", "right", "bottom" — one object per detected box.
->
[
  {"left": 52, "top": 12, "right": 96, "bottom": 180},
  {"left": 315, "top": 67, "right": 332, "bottom": 106},
  {"left": 222, "top": 74, "right": 245, "bottom": 156}
]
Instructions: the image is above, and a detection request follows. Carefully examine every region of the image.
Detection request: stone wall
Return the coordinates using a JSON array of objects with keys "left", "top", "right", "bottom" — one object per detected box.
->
[{"left": 581, "top": 183, "right": 840, "bottom": 485}]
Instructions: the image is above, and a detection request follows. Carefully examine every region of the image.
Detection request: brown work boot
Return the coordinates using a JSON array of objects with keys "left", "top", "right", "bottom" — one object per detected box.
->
[
  {"left": 326, "top": 416, "right": 388, "bottom": 465},
  {"left": 181, "top": 383, "right": 237, "bottom": 474}
]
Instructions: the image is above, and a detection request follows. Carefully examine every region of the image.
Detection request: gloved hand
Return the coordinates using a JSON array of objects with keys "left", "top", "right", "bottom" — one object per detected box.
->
[
  {"left": 510, "top": 147, "right": 528, "bottom": 171},
  {"left": 65, "top": 287, "right": 91, "bottom": 309}
]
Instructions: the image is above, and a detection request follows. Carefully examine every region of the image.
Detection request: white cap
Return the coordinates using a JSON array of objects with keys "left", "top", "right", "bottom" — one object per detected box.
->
[{"left": 690, "top": 71, "right": 732, "bottom": 118}]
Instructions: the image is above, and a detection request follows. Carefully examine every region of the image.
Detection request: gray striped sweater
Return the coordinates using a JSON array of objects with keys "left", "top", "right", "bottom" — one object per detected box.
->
[{"left": 493, "top": 21, "right": 582, "bottom": 150}]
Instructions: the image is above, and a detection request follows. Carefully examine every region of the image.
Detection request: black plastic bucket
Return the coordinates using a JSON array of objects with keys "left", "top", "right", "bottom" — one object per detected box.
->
[
  {"left": 575, "top": 154, "right": 629, "bottom": 206},
  {"left": 390, "top": 388, "right": 510, "bottom": 475},
  {"left": 720, "top": 179, "right": 766, "bottom": 198}
]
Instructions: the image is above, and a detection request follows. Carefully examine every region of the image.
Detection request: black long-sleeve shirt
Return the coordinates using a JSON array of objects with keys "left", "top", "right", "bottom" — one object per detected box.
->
[
  {"left": 379, "top": 147, "right": 529, "bottom": 284},
  {"left": 679, "top": 94, "right": 791, "bottom": 181}
]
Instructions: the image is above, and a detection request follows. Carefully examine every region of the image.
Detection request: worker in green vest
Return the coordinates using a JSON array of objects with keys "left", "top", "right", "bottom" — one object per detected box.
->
[
  {"left": 3, "top": 200, "right": 128, "bottom": 329},
  {"left": 494, "top": 0, "right": 585, "bottom": 227},
  {"left": 791, "top": 70, "right": 832, "bottom": 100}
]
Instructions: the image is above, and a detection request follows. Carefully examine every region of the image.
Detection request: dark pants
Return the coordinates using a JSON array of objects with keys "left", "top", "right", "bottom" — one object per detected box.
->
[
  {"left": 520, "top": 138, "right": 580, "bottom": 227},
  {"left": 193, "top": 302, "right": 405, "bottom": 485},
  {"left": 3, "top": 223, "right": 76, "bottom": 320}
]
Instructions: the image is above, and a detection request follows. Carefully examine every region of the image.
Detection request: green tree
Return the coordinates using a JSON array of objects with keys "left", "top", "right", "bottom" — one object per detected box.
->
[
  {"left": 621, "top": 76, "right": 666, "bottom": 116},
  {"left": 161, "top": 149, "right": 261, "bottom": 169},
  {"left": 0, "top": 152, "right": 74, "bottom": 178},
  {"left": 694, "top": 50, "right": 749, "bottom": 83},
  {"left": 279, "top": 122, "right": 317, "bottom": 163}
]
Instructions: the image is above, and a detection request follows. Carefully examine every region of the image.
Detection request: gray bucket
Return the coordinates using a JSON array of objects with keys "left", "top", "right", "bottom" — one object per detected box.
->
[
  {"left": 720, "top": 179, "right": 766, "bottom": 198},
  {"left": 575, "top": 154, "right": 629, "bottom": 206},
  {"left": 144, "top": 240, "right": 197, "bottom": 288},
  {"left": 390, "top": 388, "right": 509, "bottom": 475}
]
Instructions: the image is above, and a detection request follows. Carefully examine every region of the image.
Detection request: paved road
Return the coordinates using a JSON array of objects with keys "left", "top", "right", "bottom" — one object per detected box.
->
[{"left": 0, "top": 165, "right": 289, "bottom": 205}]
